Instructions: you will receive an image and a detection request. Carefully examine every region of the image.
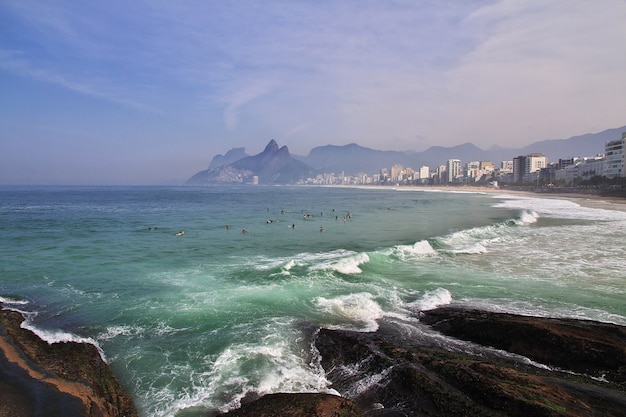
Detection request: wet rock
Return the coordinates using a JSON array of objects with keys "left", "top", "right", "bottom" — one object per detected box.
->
[
  {"left": 0, "top": 308, "right": 138, "bottom": 417},
  {"left": 314, "top": 310, "right": 626, "bottom": 417},
  {"left": 420, "top": 307, "right": 626, "bottom": 384},
  {"left": 221, "top": 392, "right": 363, "bottom": 417}
]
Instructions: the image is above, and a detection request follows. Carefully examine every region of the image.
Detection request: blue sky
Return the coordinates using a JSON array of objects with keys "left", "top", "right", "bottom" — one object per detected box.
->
[{"left": 1, "top": 0, "right": 625, "bottom": 185}]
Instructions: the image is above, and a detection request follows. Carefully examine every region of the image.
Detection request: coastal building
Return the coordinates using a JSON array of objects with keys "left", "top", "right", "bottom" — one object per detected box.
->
[
  {"left": 579, "top": 157, "right": 605, "bottom": 181},
  {"left": 447, "top": 159, "right": 461, "bottom": 183},
  {"left": 391, "top": 164, "right": 404, "bottom": 182},
  {"left": 558, "top": 157, "right": 580, "bottom": 169},
  {"left": 436, "top": 165, "right": 446, "bottom": 184},
  {"left": 554, "top": 155, "right": 606, "bottom": 185},
  {"left": 512, "top": 156, "right": 524, "bottom": 182},
  {"left": 513, "top": 154, "right": 547, "bottom": 183},
  {"left": 480, "top": 161, "right": 495, "bottom": 172},
  {"left": 466, "top": 161, "right": 480, "bottom": 180},
  {"left": 379, "top": 168, "right": 389, "bottom": 183},
  {"left": 604, "top": 133, "right": 625, "bottom": 178},
  {"left": 419, "top": 166, "right": 430, "bottom": 180}
]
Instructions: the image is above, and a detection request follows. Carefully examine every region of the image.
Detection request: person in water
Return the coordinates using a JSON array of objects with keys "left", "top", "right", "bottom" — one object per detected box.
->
[{"left": 241, "top": 229, "right": 248, "bottom": 234}]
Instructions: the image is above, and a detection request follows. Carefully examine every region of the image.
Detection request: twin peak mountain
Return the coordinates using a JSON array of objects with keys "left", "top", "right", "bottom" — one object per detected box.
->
[
  {"left": 186, "top": 126, "right": 626, "bottom": 185},
  {"left": 186, "top": 140, "right": 313, "bottom": 185}
]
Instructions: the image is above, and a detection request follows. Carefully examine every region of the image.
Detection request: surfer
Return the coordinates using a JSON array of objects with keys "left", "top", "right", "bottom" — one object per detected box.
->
[
  {"left": 176, "top": 230, "right": 184, "bottom": 236},
  {"left": 241, "top": 229, "right": 248, "bottom": 234}
]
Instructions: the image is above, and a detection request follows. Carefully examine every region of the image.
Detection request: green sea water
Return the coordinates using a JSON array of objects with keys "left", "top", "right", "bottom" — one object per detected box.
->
[{"left": 1, "top": 185, "right": 625, "bottom": 416}]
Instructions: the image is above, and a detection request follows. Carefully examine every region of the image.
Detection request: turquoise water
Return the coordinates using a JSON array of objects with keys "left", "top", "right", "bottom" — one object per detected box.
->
[{"left": 1, "top": 185, "right": 625, "bottom": 416}]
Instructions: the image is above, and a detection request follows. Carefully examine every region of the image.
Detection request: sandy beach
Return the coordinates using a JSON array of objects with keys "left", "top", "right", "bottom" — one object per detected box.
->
[{"left": 349, "top": 183, "right": 626, "bottom": 212}]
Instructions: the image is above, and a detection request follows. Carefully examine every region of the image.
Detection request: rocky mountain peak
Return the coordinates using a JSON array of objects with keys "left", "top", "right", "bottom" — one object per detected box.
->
[{"left": 263, "top": 139, "right": 279, "bottom": 154}]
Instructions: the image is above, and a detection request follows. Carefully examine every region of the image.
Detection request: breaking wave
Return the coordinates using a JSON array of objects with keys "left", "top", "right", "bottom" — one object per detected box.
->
[
  {"left": 406, "top": 288, "right": 453, "bottom": 312},
  {"left": 314, "top": 293, "right": 384, "bottom": 332}
]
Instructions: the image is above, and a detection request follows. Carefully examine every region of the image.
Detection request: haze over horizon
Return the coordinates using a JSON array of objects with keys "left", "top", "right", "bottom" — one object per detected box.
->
[{"left": 1, "top": 1, "right": 625, "bottom": 185}]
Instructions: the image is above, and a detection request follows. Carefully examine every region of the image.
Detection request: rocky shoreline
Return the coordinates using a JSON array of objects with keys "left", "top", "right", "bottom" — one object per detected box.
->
[
  {"left": 227, "top": 307, "right": 626, "bottom": 417},
  {"left": 2, "top": 305, "right": 624, "bottom": 417},
  {"left": 0, "top": 306, "right": 137, "bottom": 417}
]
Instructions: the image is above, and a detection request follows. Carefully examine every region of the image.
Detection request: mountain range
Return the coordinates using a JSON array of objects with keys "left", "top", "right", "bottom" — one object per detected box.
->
[
  {"left": 187, "top": 140, "right": 313, "bottom": 185},
  {"left": 186, "top": 125, "right": 625, "bottom": 185}
]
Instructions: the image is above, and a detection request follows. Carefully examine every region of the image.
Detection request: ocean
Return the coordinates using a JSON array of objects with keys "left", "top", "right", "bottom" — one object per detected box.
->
[{"left": 1, "top": 185, "right": 625, "bottom": 416}]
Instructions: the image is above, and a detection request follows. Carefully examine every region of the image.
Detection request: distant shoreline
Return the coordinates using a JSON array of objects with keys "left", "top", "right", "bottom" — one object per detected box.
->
[{"left": 322, "top": 183, "right": 626, "bottom": 212}]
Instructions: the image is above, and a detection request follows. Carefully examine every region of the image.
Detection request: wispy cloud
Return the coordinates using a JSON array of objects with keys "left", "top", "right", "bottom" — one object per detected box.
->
[
  {"left": 220, "top": 80, "right": 276, "bottom": 130},
  {"left": 437, "top": 0, "right": 626, "bottom": 142},
  {"left": 1, "top": 0, "right": 625, "bottom": 184},
  {"left": 0, "top": 50, "right": 160, "bottom": 112}
]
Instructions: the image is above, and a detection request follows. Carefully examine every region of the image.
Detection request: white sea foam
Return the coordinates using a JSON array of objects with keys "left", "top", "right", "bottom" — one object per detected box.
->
[
  {"left": 272, "top": 258, "right": 304, "bottom": 276},
  {"left": 344, "top": 366, "right": 393, "bottom": 398},
  {"left": 410, "top": 240, "right": 437, "bottom": 255},
  {"left": 205, "top": 333, "right": 330, "bottom": 412},
  {"left": 283, "top": 259, "right": 299, "bottom": 271},
  {"left": 19, "top": 320, "right": 105, "bottom": 360},
  {"left": 314, "top": 293, "right": 384, "bottom": 332},
  {"left": 437, "top": 228, "right": 491, "bottom": 254},
  {"left": 407, "top": 288, "right": 452, "bottom": 312},
  {"left": 99, "top": 325, "right": 138, "bottom": 340},
  {"left": 517, "top": 209, "right": 539, "bottom": 225},
  {"left": 493, "top": 195, "right": 626, "bottom": 221},
  {"left": 145, "top": 320, "right": 333, "bottom": 416},
  {"left": 310, "top": 251, "right": 370, "bottom": 275},
  {"left": 21, "top": 320, "right": 96, "bottom": 345},
  {"left": 99, "top": 321, "right": 187, "bottom": 341},
  {"left": 0, "top": 295, "right": 29, "bottom": 305},
  {"left": 460, "top": 298, "right": 626, "bottom": 326},
  {"left": 390, "top": 240, "right": 438, "bottom": 260}
]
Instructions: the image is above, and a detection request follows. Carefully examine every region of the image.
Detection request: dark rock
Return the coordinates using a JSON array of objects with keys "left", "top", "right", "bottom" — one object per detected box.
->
[
  {"left": 0, "top": 308, "right": 138, "bottom": 417},
  {"left": 314, "top": 312, "right": 626, "bottom": 417},
  {"left": 221, "top": 392, "right": 363, "bottom": 417},
  {"left": 420, "top": 307, "right": 626, "bottom": 383},
  {"left": 189, "top": 309, "right": 626, "bottom": 417}
]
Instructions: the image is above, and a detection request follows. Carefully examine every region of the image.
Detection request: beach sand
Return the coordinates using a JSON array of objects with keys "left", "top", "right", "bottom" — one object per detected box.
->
[{"left": 383, "top": 184, "right": 626, "bottom": 212}]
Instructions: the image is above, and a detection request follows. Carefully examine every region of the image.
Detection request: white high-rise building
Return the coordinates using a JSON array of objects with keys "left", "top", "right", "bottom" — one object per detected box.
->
[
  {"left": 447, "top": 159, "right": 461, "bottom": 183},
  {"left": 605, "top": 133, "right": 625, "bottom": 178}
]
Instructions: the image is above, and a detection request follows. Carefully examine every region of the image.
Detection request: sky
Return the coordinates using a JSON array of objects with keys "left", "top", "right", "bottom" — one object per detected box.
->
[{"left": 1, "top": 0, "right": 625, "bottom": 185}]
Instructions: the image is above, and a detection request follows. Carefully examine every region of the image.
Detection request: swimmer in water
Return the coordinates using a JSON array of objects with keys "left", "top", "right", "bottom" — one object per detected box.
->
[{"left": 176, "top": 230, "right": 184, "bottom": 236}]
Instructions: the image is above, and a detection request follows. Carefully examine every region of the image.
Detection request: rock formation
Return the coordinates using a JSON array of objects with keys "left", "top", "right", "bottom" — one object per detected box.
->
[
  {"left": 187, "top": 140, "right": 313, "bottom": 185},
  {"left": 0, "top": 307, "right": 138, "bottom": 417},
  {"left": 224, "top": 307, "right": 626, "bottom": 417}
]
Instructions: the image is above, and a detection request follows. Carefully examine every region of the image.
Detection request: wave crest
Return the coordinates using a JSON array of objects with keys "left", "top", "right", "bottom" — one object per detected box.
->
[
  {"left": 407, "top": 288, "right": 452, "bottom": 312},
  {"left": 314, "top": 293, "right": 383, "bottom": 332},
  {"left": 310, "top": 251, "right": 370, "bottom": 275}
]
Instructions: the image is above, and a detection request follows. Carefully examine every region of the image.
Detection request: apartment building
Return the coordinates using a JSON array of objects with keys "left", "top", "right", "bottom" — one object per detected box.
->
[{"left": 605, "top": 133, "right": 625, "bottom": 178}]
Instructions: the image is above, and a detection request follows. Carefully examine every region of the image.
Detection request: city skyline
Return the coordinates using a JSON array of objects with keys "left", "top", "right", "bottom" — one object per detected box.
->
[{"left": 2, "top": 1, "right": 626, "bottom": 185}]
